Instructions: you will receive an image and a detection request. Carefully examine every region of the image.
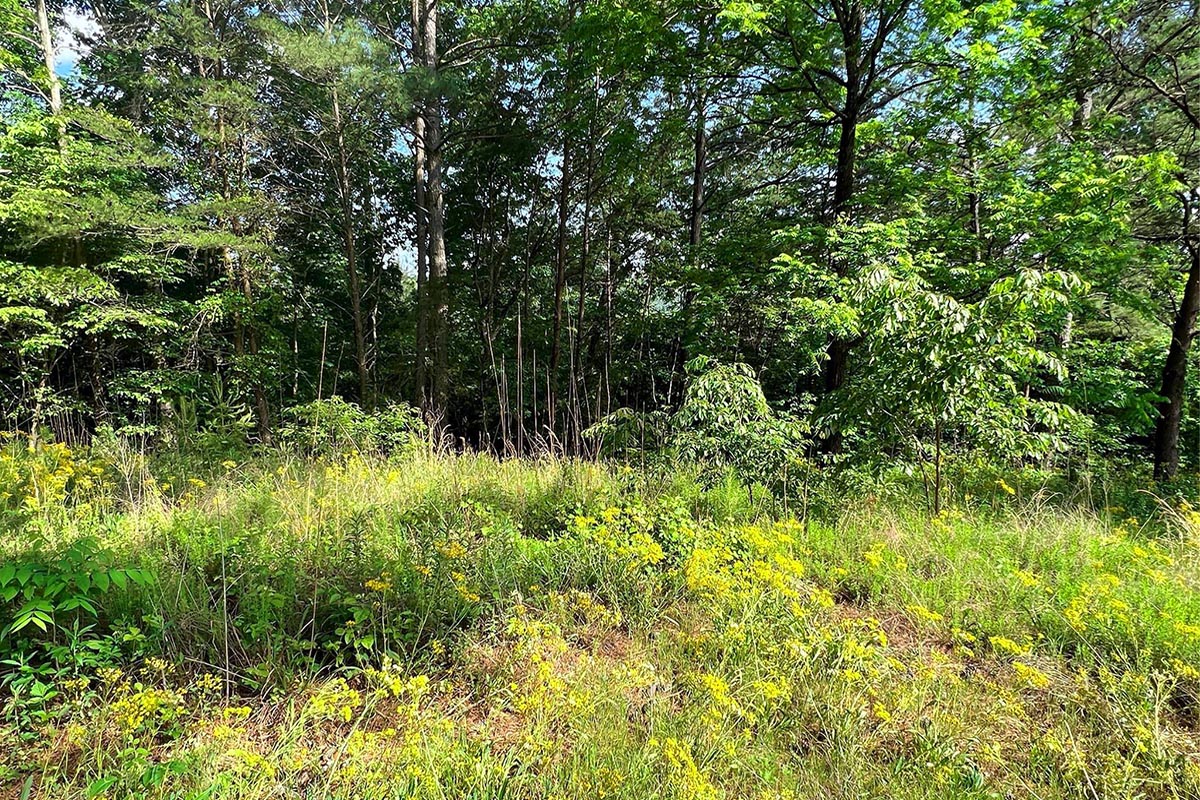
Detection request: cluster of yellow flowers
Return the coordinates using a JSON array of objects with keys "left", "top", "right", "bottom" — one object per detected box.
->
[
  {"left": 436, "top": 539, "right": 468, "bottom": 560},
  {"left": 365, "top": 576, "right": 391, "bottom": 593},
  {"left": 546, "top": 588, "right": 623, "bottom": 630},
  {"left": 906, "top": 602, "right": 944, "bottom": 625},
  {"left": 571, "top": 507, "right": 666, "bottom": 571},
  {"left": 1011, "top": 661, "right": 1051, "bottom": 689},
  {"left": 108, "top": 683, "right": 186, "bottom": 736},
  {"left": 988, "top": 635, "right": 1031, "bottom": 656},
  {"left": 0, "top": 439, "right": 108, "bottom": 514},
  {"left": 650, "top": 736, "right": 721, "bottom": 800},
  {"left": 305, "top": 678, "right": 363, "bottom": 723},
  {"left": 223, "top": 746, "right": 275, "bottom": 778},
  {"left": 451, "top": 570, "right": 481, "bottom": 603},
  {"left": 193, "top": 671, "right": 223, "bottom": 697},
  {"left": 684, "top": 523, "right": 809, "bottom": 603},
  {"left": 582, "top": 766, "right": 626, "bottom": 799},
  {"left": 364, "top": 660, "right": 432, "bottom": 707},
  {"left": 503, "top": 608, "right": 572, "bottom": 717}
]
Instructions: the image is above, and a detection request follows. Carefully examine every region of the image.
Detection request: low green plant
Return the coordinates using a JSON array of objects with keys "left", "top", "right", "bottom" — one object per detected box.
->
[
  {"left": 279, "top": 397, "right": 427, "bottom": 456},
  {"left": 0, "top": 538, "right": 152, "bottom": 641},
  {"left": 587, "top": 357, "right": 808, "bottom": 493}
]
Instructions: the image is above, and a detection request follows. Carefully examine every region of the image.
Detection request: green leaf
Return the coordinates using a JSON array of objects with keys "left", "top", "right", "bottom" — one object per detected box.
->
[{"left": 86, "top": 777, "right": 118, "bottom": 798}]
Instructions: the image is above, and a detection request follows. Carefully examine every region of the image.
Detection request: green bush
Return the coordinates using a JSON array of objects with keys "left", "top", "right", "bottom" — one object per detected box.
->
[{"left": 279, "top": 398, "right": 427, "bottom": 456}]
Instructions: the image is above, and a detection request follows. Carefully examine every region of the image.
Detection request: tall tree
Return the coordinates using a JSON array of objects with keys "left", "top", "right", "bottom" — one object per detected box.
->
[
  {"left": 412, "top": 0, "right": 449, "bottom": 421},
  {"left": 1083, "top": 0, "right": 1200, "bottom": 479}
]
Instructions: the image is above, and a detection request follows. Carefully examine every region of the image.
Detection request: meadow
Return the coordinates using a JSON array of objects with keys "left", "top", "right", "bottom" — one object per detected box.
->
[{"left": 2, "top": 440, "right": 1199, "bottom": 799}]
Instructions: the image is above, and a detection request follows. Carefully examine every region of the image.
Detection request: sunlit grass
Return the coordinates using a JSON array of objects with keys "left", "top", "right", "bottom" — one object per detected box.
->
[{"left": 2, "top": 446, "right": 1198, "bottom": 798}]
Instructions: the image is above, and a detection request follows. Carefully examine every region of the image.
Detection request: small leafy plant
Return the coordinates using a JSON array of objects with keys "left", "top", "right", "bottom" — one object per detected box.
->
[{"left": 0, "top": 538, "right": 152, "bottom": 642}]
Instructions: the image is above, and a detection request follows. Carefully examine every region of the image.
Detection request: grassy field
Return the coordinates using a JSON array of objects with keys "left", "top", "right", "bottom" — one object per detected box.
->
[{"left": 2, "top": 445, "right": 1199, "bottom": 799}]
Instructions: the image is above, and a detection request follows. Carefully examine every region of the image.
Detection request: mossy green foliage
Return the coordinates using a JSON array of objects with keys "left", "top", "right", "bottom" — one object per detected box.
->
[{"left": 1, "top": 446, "right": 1198, "bottom": 798}]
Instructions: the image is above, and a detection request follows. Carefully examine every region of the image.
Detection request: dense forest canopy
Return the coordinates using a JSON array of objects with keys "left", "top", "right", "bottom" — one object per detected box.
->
[{"left": 1, "top": 0, "right": 1198, "bottom": 479}]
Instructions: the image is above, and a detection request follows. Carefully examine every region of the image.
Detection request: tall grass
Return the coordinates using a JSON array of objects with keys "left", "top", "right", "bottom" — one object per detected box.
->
[{"left": 1, "top": 445, "right": 1198, "bottom": 798}]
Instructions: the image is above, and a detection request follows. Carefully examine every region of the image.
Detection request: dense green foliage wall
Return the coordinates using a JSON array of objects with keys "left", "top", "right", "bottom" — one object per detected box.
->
[{"left": 1, "top": 0, "right": 1198, "bottom": 478}]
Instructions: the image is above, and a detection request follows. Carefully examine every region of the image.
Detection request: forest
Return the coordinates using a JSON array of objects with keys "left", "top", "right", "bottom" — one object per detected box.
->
[
  {"left": 0, "top": 0, "right": 1195, "bottom": 479},
  {"left": 2, "top": 0, "right": 1200, "bottom": 797}
]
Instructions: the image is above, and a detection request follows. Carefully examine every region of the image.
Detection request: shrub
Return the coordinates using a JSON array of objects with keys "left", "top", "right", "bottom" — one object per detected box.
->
[
  {"left": 0, "top": 538, "right": 152, "bottom": 647},
  {"left": 279, "top": 398, "right": 427, "bottom": 456},
  {"left": 588, "top": 357, "right": 808, "bottom": 492}
]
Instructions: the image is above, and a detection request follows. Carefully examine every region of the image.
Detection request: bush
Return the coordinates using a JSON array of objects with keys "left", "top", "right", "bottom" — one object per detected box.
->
[
  {"left": 0, "top": 537, "right": 152, "bottom": 650},
  {"left": 588, "top": 357, "right": 808, "bottom": 492},
  {"left": 0, "top": 436, "right": 112, "bottom": 527},
  {"left": 279, "top": 398, "right": 427, "bottom": 456}
]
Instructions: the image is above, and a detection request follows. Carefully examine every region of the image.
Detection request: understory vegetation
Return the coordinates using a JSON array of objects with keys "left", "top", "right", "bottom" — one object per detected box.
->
[{"left": 2, "top": 437, "right": 1199, "bottom": 799}]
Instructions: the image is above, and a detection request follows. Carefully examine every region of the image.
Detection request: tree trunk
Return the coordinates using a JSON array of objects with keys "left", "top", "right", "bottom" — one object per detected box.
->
[
  {"left": 411, "top": 0, "right": 429, "bottom": 413},
  {"left": 689, "top": 20, "right": 708, "bottom": 252},
  {"left": 330, "top": 85, "right": 371, "bottom": 408},
  {"left": 819, "top": 2, "right": 864, "bottom": 454},
  {"left": 1154, "top": 241, "right": 1200, "bottom": 481},
  {"left": 420, "top": 0, "right": 449, "bottom": 420},
  {"left": 245, "top": 303, "right": 272, "bottom": 442},
  {"left": 549, "top": 144, "right": 572, "bottom": 440},
  {"left": 202, "top": 0, "right": 269, "bottom": 442},
  {"left": 572, "top": 144, "right": 594, "bottom": 452},
  {"left": 819, "top": 86, "right": 861, "bottom": 452},
  {"left": 35, "top": 0, "right": 63, "bottom": 150},
  {"left": 318, "top": 2, "right": 371, "bottom": 409},
  {"left": 689, "top": 103, "right": 706, "bottom": 248},
  {"left": 966, "top": 91, "right": 983, "bottom": 263},
  {"left": 830, "top": 106, "right": 857, "bottom": 218}
]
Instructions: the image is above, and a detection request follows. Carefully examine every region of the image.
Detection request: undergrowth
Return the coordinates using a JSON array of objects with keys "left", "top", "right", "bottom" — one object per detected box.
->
[{"left": 1, "top": 441, "right": 1198, "bottom": 799}]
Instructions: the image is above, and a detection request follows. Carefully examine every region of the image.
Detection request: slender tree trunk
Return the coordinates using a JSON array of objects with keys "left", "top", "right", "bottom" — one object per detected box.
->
[
  {"left": 365, "top": 171, "right": 383, "bottom": 387},
  {"left": 202, "top": 0, "right": 269, "bottom": 442},
  {"left": 1072, "top": 86, "right": 1093, "bottom": 130},
  {"left": 966, "top": 91, "right": 984, "bottom": 263},
  {"left": 569, "top": 71, "right": 601, "bottom": 452},
  {"left": 241, "top": 271, "right": 272, "bottom": 442},
  {"left": 425, "top": 133, "right": 449, "bottom": 418},
  {"left": 668, "top": 20, "right": 710, "bottom": 409},
  {"left": 35, "top": 0, "right": 63, "bottom": 150},
  {"left": 330, "top": 85, "right": 371, "bottom": 407},
  {"left": 546, "top": 15, "right": 578, "bottom": 444},
  {"left": 420, "top": 0, "right": 449, "bottom": 420},
  {"left": 819, "top": 6, "right": 863, "bottom": 453},
  {"left": 830, "top": 109, "right": 857, "bottom": 218},
  {"left": 572, "top": 153, "right": 593, "bottom": 452},
  {"left": 933, "top": 418, "right": 942, "bottom": 516},
  {"left": 1154, "top": 239, "right": 1200, "bottom": 481},
  {"left": 318, "top": 1, "right": 371, "bottom": 408},
  {"left": 603, "top": 221, "right": 613, "bottom": 420},
  {"left": 689, "top": 110, "right": 707, "bottom": 248},
  {"left": 517, "top": 245, "right": 531, "bottom": 455},
  {"left": 829, "top": 0, "right": 861, "bottom": 222},
  {"left": 549, "top": 145, "right": 572, "bottom": 440},
  {"left": 31, "top": 0, "right": 62, "bottom": 445},
  {"left": 411, "top": 0, "right": 429, "bottom": 413},
  {"left": 819, "top": 101, "right": 860, "bottom": 450},
  {"left": 35, "top": 0, "right": 61, "bottom": 114}
]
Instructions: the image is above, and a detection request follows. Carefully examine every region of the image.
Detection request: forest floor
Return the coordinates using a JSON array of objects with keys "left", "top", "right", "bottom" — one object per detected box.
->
[{"left": 2, "top": 449, "right": 1199, "bottom": 799}]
